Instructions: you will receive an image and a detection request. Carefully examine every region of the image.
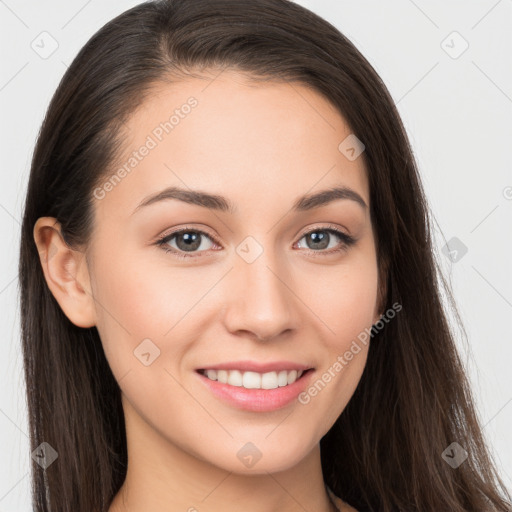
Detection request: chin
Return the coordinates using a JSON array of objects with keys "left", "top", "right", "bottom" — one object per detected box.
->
[{"left": 194, "top": 435, "right": 316, "bottom": 475}]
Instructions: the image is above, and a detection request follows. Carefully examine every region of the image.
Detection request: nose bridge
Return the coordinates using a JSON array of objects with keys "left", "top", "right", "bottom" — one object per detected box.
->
[{"left": 224, "top": 236, "right": 298, "bottom": 340}]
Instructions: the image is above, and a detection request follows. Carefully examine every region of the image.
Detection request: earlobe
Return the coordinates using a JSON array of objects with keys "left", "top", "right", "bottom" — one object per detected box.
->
[{"left": 33, "top": 217, "right": 96, "bottom": 328}]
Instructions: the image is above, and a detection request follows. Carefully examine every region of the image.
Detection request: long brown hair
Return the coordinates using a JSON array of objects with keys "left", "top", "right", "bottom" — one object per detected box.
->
[{"left": 18, "top": 0, "right": 511, "bottom": 510}]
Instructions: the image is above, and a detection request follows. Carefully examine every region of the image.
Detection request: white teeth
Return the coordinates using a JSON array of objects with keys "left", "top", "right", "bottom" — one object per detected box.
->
[
  {"left": 202, "top": 368, "right": 306, "bottom": 389},
  {"left": 261, "top": 372, "right": 279, "bottom": 389},
  {"left": 287, "top": 370, "right": 298, "bottom": 384},
  {"left": 227, "top": 370, "right": 243, "bottom": 387},
  {"left": 217, "top": 369, "right": 228, "bottom": 384},
  {"left": 206, "top": 369, "right": 217, "bottom": 381},
  {"left": 277, "top": 370, "right": 288, "bottom": 387},
  {"left": 242, "top": 371, "right": 261, "bottom": 389}
]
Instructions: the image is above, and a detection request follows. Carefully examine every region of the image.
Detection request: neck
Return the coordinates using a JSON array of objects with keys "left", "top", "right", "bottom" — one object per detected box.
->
[{"left": 109, "top": 396, "right": 336, "bottom": 512}]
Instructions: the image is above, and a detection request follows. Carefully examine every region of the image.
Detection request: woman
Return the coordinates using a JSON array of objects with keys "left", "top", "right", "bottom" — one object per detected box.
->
[{"left": 19, "top": 0, "right": 511, "bottom": 510}]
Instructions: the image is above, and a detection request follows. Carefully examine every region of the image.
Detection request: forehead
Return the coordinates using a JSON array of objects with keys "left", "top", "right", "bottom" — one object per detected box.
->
[{"left": 94, "top": 70, "right": 369, "bottom": 220}]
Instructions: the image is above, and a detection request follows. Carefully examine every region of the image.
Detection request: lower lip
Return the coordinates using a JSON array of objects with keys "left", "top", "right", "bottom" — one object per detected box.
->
[{"left": 196, "top": 370, "right": 314, "bottom": 412}]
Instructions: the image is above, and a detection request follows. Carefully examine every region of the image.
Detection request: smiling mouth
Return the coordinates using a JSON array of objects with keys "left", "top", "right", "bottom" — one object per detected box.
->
[{"left": 196, "top": 368, "right": 313, "bottom": 390}]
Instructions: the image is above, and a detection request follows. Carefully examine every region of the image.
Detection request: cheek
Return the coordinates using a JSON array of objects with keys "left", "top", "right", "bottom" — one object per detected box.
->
[
  {"left": 92, "top": 244, "right": 207, "bottom": 334},
  {"left": 307, "top": 252, "right": 379, "bottom": 348},
  {"left": 89, "top": 247, "right": 196, "bottom": 381},
  {"left": 300, "top": 253, "right": 377, "bottom": 428}
]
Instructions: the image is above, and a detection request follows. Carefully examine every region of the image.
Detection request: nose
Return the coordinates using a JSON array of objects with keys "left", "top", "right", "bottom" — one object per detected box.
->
[{"left": 222, "top": 247, "right": 300, "bottom": 342}]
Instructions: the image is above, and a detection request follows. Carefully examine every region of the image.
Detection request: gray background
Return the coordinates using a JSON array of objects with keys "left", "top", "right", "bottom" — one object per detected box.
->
[{"left": 1, "top": 0, "right": 511, "bottom": 508}]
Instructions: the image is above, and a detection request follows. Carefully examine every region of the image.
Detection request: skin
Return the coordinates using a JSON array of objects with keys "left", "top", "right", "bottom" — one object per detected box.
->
[{"left": 34, "top": 69, "right": 383, "bottom": 512}]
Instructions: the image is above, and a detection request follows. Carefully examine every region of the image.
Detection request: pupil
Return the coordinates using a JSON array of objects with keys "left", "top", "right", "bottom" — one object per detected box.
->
[
  {"left": 309, "top": 231, "right": 328, "bottom": 250},
  {"left": 178, "top": 232, "right": 201, "bottom": 251}
]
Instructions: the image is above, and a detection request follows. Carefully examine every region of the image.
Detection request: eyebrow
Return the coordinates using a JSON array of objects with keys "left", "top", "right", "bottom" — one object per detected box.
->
[{"left": 132, "top": 185, "right": 367, "bottom": 216}]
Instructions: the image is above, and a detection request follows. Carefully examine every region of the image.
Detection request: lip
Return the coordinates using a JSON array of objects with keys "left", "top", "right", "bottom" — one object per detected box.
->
[
  {"left": 196, "top": 360, "right": 312, "bottom": 373},
  {"left": 195, "top": 367, "right": 315, "bottom": 412}
]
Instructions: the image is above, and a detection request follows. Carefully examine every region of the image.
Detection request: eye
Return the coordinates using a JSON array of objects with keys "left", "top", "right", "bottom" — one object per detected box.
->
[
  {"left": 295, "top": 225, "right": 357, "bottom": 256},
  {"left": 155, "top": 223, "right": 357, "bottom": 260},
  {"left": 156, "top": 226, "right": 219, "bottom": 260}
]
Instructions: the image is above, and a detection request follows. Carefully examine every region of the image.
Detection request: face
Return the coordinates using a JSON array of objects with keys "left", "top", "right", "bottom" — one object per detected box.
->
[{"left": 83, "top": 69, "right": 381, "bottom": 474}]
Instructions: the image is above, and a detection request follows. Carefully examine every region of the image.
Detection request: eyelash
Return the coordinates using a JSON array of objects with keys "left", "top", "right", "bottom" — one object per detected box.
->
[{"left": 155, "top": 224, "right": 357, "bottom": 260}]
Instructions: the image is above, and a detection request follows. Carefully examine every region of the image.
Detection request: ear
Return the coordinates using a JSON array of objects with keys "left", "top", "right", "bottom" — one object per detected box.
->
[{"left": 33, "top": 217, "right": 96, "bottom": 328}]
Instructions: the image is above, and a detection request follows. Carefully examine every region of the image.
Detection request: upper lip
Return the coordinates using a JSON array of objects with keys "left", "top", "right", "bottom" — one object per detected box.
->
[{"left": 197, "top": 360, "right": 313, "bottom": 373}]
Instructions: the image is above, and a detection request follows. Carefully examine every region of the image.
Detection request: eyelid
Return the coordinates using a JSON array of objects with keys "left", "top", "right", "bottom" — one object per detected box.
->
[
  {"left": 296, "top": 222, "right": 350, "bottom": 239},
  {"left": 155, "top": 224, "right": 221, "bottom": 246}
]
